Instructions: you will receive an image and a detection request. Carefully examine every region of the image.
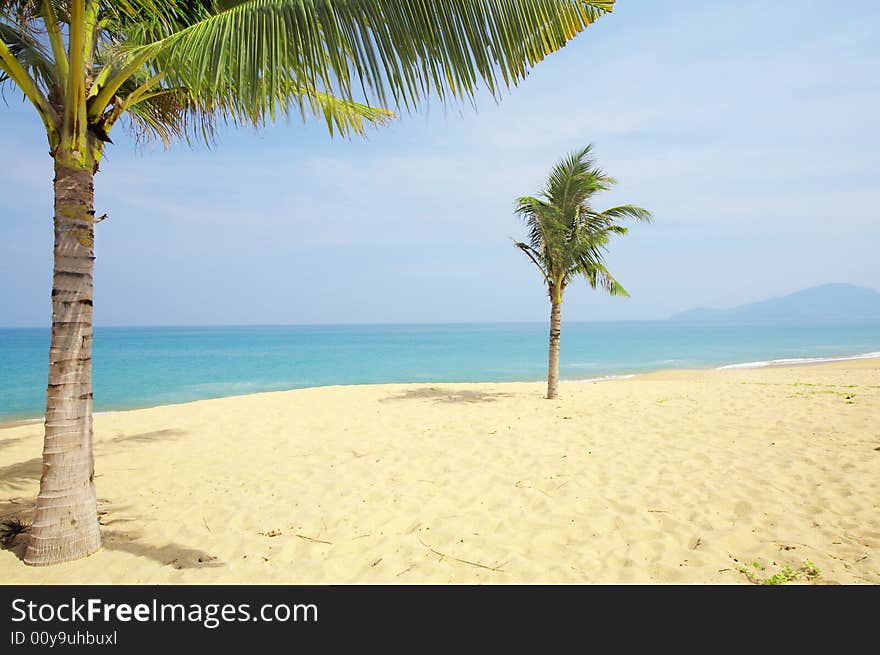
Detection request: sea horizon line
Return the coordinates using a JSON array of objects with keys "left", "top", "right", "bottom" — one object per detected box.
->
[{"left": 5, "top": 316, "right": 880, "bottom": 330}]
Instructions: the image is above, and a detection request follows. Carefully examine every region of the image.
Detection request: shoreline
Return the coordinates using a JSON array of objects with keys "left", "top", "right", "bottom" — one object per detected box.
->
[
  {"left": 3, "top": 351, "right": 879, "bottom": 430},
  {"left": 716, "top": 350, "right": 880, "bottom": 370},
  {"left": 2, "top": 355, "right": 877, "bottom": 584}
]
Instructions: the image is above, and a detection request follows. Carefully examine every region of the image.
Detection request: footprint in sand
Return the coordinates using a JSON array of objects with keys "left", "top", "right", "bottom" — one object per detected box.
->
[{"left": 734, "top": 501, "right": 752, "bottom": 519}]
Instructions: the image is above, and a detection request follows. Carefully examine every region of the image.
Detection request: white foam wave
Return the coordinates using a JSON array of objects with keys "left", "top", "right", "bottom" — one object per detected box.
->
[
  {"left": 717, "top": 351, "right": 880, "bottom": 370},
  {"left": 566, "top": 374, "right": 637, "bottom": 383}
]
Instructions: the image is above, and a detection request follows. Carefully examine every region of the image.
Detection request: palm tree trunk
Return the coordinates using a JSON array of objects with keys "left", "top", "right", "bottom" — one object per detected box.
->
[
  {"left": 546, "top": 299, "right": 562, "bottom": 399},
  {"left": 24, "top": 161, "right": 101, "bottom": 566}
]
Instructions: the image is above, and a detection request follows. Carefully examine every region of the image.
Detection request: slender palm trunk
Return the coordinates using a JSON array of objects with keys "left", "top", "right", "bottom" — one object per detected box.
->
[
  {"left": 25, "top": 161, "right": 101, "bottom": 566},
  {"left": 546, "top": 299, "right": 562, "bottom": 399}
]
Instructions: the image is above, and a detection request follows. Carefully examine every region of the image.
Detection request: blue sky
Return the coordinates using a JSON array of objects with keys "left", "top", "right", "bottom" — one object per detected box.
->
[{"left": 2, "top": 0, "right": 879, "bottom": 327}]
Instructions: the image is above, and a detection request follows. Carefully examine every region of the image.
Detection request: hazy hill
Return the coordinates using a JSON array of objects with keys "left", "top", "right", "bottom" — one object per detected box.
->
[{"left": 671, "top": 283, "right": 880, "bottom": 321}]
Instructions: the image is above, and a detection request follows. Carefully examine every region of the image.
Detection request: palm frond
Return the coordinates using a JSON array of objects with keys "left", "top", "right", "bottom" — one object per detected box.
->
[
  {"left": 544, "top": 144, "right": 594, "bottom": 215},
  {"left": 122, "top": 81, "right": 392, "bottom": 146},
  {"left": 565, "top": 225, "right": 611, "bottom": 283},
  {"left": 110, "top": 0, "right": 614, "bottom": 125},
  {"left": 513, "top": 143, "right": 649, "bottom": 302},
  {"left": 122, "top": 86, "right": 218, "bottom": 146},
  {"left": 3, "top": 1, "right": 615, "bottom": 149},
  {"left": 0, "top": 20, "right": 54, "bottom": 89},
  {"left": 597, "top": 204, "right": 653, "bottom": 223},
  {"left": 515, "top": 194, "right": 553, "bottom": 252},
  {"left": 3, "top": 1, "right": 614, "bottom": 147},
  {"left": 0, "top": 0, "right": 41, "bottom": 24},
  {"left": 109, "top": 0, "right": 203, "bottom": 28},
  {"left": 584, "top": 263, "right": 630, "bottom": 297},
  {"left": 301, "top": 88, "right": 394, "bottom": 137},
  {"left": 514, "top": 240, "right": 552, "bottom": 287}
]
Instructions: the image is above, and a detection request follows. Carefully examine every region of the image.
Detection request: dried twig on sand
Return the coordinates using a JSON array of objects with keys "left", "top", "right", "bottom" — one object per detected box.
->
[
  {"left": 296, "top": 534, "right": 333, "bottom": 545},
  {"left": 418, "top": 538, "right": 507, "bottom": 572}
]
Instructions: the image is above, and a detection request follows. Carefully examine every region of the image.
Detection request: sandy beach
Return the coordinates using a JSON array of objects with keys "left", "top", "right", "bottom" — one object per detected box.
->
[{"left": 1, "top": 358, "right": 878, "bottom": 584}]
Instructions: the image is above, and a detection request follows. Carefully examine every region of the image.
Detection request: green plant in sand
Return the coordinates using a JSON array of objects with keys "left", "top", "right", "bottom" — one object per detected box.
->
[{"left": 739, "top": 560, "right": 821, "bottom": 585}]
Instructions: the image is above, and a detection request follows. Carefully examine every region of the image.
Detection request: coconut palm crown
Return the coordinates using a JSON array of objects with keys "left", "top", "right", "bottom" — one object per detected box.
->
[{"left": 514, "top": 144, "right": 651, "bottom": 399}]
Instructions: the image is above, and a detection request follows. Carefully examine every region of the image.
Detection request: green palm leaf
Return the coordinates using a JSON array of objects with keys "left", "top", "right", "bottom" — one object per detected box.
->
[
  {"left": 514, "top": 143, "right": 651, "bottom": 297},
  {"left": 0, "top": 20, "right": 53, "bottom": 88},
  {"left": 103, "top": 0, "right": 615, "bottom": 129},
  {"left": 2, "top": 0, "right": 615, "bottom": 150}
]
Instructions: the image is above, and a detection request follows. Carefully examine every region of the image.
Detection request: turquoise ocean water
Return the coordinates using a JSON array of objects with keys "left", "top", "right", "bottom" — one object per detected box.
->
[{"left": 1, "top": 320, "right": 879, "bottom": 422}]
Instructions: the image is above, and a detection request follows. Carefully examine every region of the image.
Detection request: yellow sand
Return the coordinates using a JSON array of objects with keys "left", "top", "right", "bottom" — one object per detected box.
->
[{"left": 1, "top": 358, "right": 878, "bottom": 584}]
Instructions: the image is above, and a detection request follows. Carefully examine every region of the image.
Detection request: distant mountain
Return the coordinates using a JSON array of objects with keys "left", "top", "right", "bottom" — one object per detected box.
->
[{"left": 671, "top": 283, "right": 880, "bottom": 321}]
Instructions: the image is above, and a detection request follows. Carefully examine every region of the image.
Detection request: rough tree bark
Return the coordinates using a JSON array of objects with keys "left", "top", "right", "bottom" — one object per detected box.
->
[
  {"left": 546, "top": 298, "right": 562, "bottom": 400},
  {"left": 24, "top": 161, "right": 102, "bottom": 566}
]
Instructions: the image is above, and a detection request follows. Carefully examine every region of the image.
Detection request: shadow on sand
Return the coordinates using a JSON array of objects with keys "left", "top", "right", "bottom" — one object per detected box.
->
[
  {"left": 2, "top": 528, "right": 223, "bottom": 570},
  {"left": 0, "top": 429, "right": 188, "bottom": 498},
  {"left": 0, "top": 433, "right": 34, "bottom": 452},
  {"left": 382, "top": 386, "right": 513, "bottom": 404},
  {"left": 101, "top": 428, "right": 188, "bottom": 448},
  {"left": 1, "top": 428, "right": 220, "bottom": 570},
  {"left": 101, "top": 529, "right": 223, "bottom": 569},
  {"left": 3, "top": 499, "right": 222, "bottom": 571},
  {"left": 0, "top": 457, "right": 42, "bottom": 495}
]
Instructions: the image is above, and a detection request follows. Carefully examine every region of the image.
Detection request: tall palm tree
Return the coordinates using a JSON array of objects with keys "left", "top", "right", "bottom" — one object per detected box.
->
[
  {"left": 514, "top": 144, "right": 651, "bottom": 399},
  {"left": 1, "top": 1, "right": 615, "bottom": 566}
]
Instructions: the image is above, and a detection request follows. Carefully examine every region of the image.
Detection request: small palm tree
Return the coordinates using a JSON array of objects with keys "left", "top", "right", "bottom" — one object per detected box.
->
[
  {"left": 1, "top": 1, "right": 615, "bottom": 566},
  {"left": 514, "top": 145, "right": 651, "bottom": 399}
]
